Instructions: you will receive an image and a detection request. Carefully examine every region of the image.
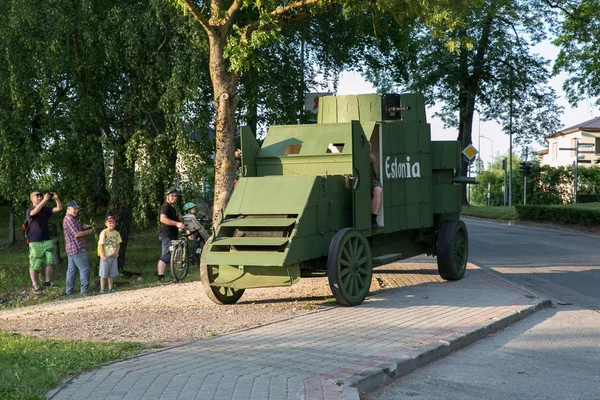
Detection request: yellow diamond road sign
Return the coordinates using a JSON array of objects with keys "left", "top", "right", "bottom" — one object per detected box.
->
[{"left": 462, "top": 144, "right": 478, "bottom": 162}]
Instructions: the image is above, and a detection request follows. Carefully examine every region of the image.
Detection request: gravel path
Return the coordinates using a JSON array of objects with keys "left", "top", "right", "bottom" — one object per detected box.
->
[{"left": 0, "top": 277, "right": 382, "bottom": 345}]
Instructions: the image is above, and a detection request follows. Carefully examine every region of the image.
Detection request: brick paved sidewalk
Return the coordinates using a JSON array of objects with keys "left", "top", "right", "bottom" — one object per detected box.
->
[{"left": 47, "top": 263, "right": 549, "bottom": 400}]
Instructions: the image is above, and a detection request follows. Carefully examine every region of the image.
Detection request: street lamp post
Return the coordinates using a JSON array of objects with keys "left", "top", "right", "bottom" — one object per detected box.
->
[{"left": 480, "top": 135, "right": 494, "bottom": 170}]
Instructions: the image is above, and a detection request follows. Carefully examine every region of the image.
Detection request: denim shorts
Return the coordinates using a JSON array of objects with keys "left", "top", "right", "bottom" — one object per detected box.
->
[{"left": 159, "top": 237, "right": 172, "bottom": 264}]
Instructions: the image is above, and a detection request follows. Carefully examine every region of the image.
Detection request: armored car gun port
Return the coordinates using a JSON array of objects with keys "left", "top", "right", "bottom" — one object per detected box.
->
[{"left": 200, "top": 93, "right": 470, "bottom": 306}]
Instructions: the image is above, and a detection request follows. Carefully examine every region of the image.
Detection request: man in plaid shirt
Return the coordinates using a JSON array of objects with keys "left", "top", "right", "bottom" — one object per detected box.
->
[{"left": 63, "top": 200, "right": 95, "bottom": 295}]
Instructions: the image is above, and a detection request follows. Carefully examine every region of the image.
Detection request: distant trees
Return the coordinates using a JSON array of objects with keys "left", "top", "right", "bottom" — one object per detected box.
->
[{"left": 472, "top": 156, "right": 600, "bottom": 206}]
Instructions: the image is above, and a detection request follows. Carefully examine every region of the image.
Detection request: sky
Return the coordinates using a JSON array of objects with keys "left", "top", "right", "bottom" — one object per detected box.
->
[{"left": 334, "top": 42, "right": 598, "bottom": 169}]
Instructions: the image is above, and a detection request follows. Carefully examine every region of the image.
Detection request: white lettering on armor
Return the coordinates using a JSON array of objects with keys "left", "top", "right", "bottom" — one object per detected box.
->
[{"left": 385, "top": 156, "right": 421, "bottom": 180}]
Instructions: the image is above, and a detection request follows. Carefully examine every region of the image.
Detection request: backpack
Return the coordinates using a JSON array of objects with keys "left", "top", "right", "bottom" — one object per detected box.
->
[{"left": 22, "top": 218, "right": 31, "bottom": 246}]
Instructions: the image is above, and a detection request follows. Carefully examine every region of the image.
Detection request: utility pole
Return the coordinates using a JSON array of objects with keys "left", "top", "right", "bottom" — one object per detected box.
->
[
  {"left": 477, "top": 112, "right": 481, "bottom": 173},
  {"left": 508, "top": 64, "right": 513, "bottom": 207},
  {"left": 502, "top": 158, "right": 507, "bottom": 206},
  {"left": 524, "top": 147, "right": 528, "bottom": 205}
]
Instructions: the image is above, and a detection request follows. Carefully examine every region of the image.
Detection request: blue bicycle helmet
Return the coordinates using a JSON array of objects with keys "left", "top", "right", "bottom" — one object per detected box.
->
[{"left": 183, "top": 202, "right": 196, "bottom": 213}]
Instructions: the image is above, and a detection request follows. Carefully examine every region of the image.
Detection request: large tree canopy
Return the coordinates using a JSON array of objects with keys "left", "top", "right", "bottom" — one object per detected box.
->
[
  {"left": 173, "top": 0, "right": 475, "bottom": 221},
  {"left": 358, "top": 0, "right": 563, "bottom": 204},
  {"left": 0, "top": 0, "right": 214, "bottom": 258}
]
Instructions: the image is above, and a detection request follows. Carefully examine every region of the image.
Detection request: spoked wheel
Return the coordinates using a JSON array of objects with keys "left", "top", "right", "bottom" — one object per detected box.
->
[
  {"left": 199, "top": 238, "right": 244, "bottom": 305},
  {"left": 436, "top": 219, "right": 469, "bottom": 280},
  {"left": 170, "top": 240, "right": 189, "bottom": 282},
  {"left": 327, "top": 228, "right": 373, "bottom": 306}
]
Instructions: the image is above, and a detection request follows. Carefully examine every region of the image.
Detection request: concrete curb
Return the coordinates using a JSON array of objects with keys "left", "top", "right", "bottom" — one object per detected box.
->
[{"left": 342, "top": 298, "right": 552, "bottom": 399}]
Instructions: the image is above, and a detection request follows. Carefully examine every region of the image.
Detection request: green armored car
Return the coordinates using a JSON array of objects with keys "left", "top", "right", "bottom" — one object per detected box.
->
[{"left": 200, "top": 93, "right": 470, "bottom": 306}]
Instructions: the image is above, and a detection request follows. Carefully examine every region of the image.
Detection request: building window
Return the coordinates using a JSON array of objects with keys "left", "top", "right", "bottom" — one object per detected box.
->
[
  {"left": 552, "top": 142, "right": 557, "bottom": 160},
  {"left": 571, "top": 138, "right": 577, "bottom": 157},
  {"left": 596, "top": 138, "right": 600, "bottom": 155}
]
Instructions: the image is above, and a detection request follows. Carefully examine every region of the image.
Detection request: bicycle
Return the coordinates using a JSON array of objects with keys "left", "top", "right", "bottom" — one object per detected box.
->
[{"left": 170, "top": 214, "right": 211, "bottom": 282}]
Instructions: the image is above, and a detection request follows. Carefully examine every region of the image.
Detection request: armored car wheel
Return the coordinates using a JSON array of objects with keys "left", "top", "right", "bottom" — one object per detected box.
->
[
  {"left": 436, "top": 219, "right": 468, "bottom": 280},
  {"left": 200, "top": 263, "right": 245, "bottom": 304},
  {"left": 327, "top": 228, "right": 373, "bottom": 306},
  {"left": 199, "top": 239, "right": 245, "bottom": 304}
]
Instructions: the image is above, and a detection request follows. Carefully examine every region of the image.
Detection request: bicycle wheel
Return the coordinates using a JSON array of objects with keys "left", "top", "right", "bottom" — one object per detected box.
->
[{"left": 170, "top": 240, "right": 189, "bottom": 281}]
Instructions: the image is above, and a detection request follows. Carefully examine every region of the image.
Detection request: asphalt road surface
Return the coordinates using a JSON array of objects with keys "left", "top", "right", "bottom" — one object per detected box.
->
[{"left": 366, "top": 218, "right": 600, "bottom": 400}]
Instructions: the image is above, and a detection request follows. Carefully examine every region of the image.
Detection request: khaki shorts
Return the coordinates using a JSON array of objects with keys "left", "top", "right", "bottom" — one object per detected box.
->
[{"left": 29, "top": 240, "right": 55, "bottom": 271}]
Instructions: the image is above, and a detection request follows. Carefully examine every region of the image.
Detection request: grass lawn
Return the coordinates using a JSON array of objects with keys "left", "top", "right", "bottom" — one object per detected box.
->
[
  {"left": 461, "top": 205, "right": 518, "bottom": 220},
  {"left": 461, "top": 202, "right": 600, "bottom": 221},
  {"left": 0, "top": 332, "right": 146, "bottom": 400},
  {"left": 0, "top": 205, "right": 194, "bottom": 398}
]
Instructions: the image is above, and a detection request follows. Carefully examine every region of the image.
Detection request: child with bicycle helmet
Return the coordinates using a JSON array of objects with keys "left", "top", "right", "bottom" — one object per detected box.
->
[{"left": 183, "top": 202, "right": 197, "bottom": 215}]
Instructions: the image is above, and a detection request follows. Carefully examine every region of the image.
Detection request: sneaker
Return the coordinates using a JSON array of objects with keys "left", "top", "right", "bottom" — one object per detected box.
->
[
  {"left": 98, "top": 290, "right": 105, "bottom": 295},
  {"left": 43, "top": 281, "right": 56, "bottom": 288},
  {"left": 32, "top": 284, "right": 41, "bottom": 292},
  {"left": 62, "top": 291, "right": 71, "bottom": 296},
  {"left": 158, "top": 278, "right": 172, "bottom": 285},
  {"left": 371, "top": 222, "right": 381, "bottom": 230},
  {"left": 108, "top": 288, "right": 117, "bottom": 293}
]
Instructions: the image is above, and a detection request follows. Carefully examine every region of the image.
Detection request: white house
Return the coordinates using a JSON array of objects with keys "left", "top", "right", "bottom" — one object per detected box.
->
[{"left": 540, "top": 116, "right": 600, "bottom": 167}]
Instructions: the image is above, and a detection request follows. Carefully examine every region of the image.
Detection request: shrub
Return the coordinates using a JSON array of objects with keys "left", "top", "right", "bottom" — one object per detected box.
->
[
  {"left": 577, "top": 194, "right": 600, "bottom": 203},
  {"left": 516, "top": 204, "right": 600, "bottom": 226}
]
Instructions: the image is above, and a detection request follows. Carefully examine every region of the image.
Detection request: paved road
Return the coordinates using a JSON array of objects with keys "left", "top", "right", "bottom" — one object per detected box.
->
[
  {"left": 367, "top": 218, "right": 600, "bottom": 400},
  {"left": 467, "top": 218, "right": 600, "bottom": 307},
  {"left": 367, "top": 306, "right": 600, "bottom": 400}
]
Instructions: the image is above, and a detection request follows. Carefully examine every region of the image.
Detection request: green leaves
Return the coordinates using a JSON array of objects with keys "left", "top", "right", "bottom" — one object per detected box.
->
[
  {"left": 552, "top": 0, "right": 600, "bottom": 106},
  {"left": 0, "top": 332, "right": 142, "bottom": 400}
]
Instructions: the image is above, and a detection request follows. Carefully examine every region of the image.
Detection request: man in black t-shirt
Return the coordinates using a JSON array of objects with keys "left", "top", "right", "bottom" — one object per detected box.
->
[
  {"left": 26, "top": 191, "right": 63, "bottom": 291},
  {"left": 156, "top": 187, "right": 185, "bottom": 284}
]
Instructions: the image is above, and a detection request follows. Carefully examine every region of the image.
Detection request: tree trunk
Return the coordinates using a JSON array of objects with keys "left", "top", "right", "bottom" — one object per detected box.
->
[
  {"left": 208, "top": 29, "right": 240, "bottom": 225},
  {"left": 242, "top": 70, "right": 259, "bottom": 137},
  {"left": 88, "top": 137, "right": 110, "bottom": 212},
  {"left": 457, "top": 6, "right": 496, "bottom": 205},
  {"left": 458, "top": 89, "right": 476, "bottom": 205},
  {"left": 107, "top": 143, "right": 135, "bottom": 271},
  {"left": 8, "top": 209, "right": 15, "bottom": 245}
]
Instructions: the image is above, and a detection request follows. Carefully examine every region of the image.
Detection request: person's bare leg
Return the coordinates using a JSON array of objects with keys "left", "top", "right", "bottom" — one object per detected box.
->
[
  {"left": 29, "top": 269, "right": 39, "bottom": 286},
  {"left": 157, "top": 260, "right": 167, "bottom": 276},
  {"left": 108, "top": 277, "right": 114, "bottom": 290},
  {"left": 44, "top": 264, "right": 53, "bottom": 283},
  {"left": 371, "top": 187, "right": 383, "bottom": 215},
  {"left": 100, "top": 277, "right": 106, "bottom": 291}
]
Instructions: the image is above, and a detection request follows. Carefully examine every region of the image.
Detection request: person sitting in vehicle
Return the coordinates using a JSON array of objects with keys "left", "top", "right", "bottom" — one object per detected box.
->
[{"left": 370, "top": 144, "right": 383, "bottom": 229}]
